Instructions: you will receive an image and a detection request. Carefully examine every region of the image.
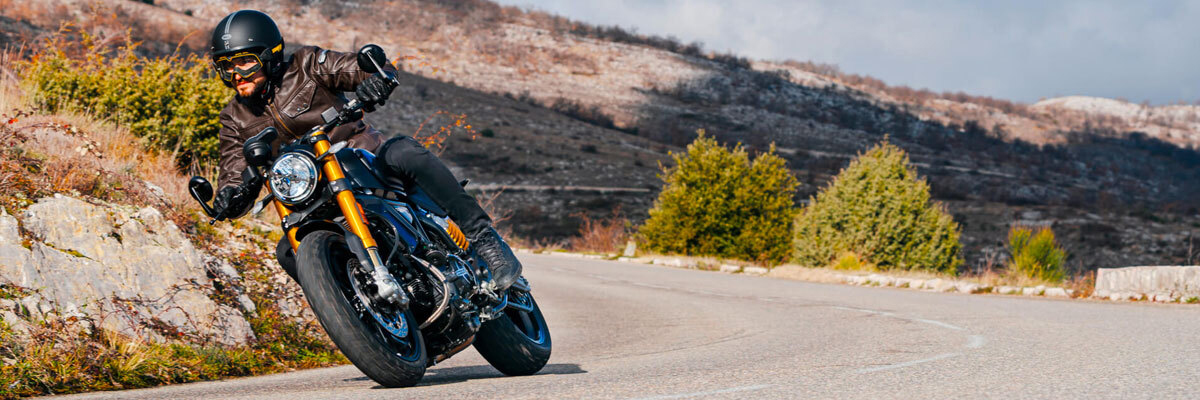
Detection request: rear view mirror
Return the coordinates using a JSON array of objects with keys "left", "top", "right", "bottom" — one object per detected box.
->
[
  {"left": 189, "top": 176, "right": 214, "bottom": 202},
  {"left": 244, "top": 127, "right": 278, "bottom": 167},
  {"left": 357, "top": 44, "right": 388, "bottom": 74}
]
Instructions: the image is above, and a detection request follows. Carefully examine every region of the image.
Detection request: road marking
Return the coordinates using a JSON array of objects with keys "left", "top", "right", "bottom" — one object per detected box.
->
[
  {"left": 629, "top": 384, "right": 774, "bottom": 400},
  {"left": 911, "top": 317, "right": 966, "bottom": 331},
  {"left": 855, "top": 353, "right": 960, "bottom": 373},
  {"left": 555, "top": 261, "right": 986, "bottom": 374},
  {"left": 831, "top": 306, "right": 966, "bottom": 331},
  {"left": 966, "top": 335, "right": 986, "bottom": 349},
  {"left": 631, "top": 282, "right": 674, "bottom": 290},
  {"left": 830, "top": 306, "right": 985, "bottom": 373}
]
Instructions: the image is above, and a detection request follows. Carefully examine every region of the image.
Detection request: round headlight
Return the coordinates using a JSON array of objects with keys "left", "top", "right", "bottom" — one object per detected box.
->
[{"left": 269, "top": 153, "right": 319, "bottom": 203}]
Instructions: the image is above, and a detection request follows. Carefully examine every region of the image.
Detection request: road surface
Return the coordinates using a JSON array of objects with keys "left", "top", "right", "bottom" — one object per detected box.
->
[{"left": 62, "top": 254, "right": 1200, "bottom": 399}]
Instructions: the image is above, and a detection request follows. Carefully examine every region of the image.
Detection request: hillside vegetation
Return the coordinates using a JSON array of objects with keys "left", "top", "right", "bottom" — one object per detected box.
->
[{"left": 3, "top": 0, "right": 1198, "bottom": 273}]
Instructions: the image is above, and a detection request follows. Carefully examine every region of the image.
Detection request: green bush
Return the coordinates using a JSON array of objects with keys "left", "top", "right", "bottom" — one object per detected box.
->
[
  {"left": 639, "top": 131, "right": 798, "bottom": 265},
  {"left": 21, "top": 32, "right": 229, "bottom": 165},
  {"left": 1007, "top": 225, "right": 1067, "bottom": 282},
  {"left": 793, "top": 141, "right": 963, "bottom": 274}
]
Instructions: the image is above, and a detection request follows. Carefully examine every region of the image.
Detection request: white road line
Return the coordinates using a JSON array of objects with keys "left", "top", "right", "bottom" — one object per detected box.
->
[
  {"left": 830, "top": 305, "right": 984, "bottom": 373},
  {"left": 854, "top": 353, "right": 961, "bottom": 374},
  {"left": 629, "top": 384, "right": 775, "bottom": 400},
  {"left": 831, "top": 306, "right": 966, "bottom": 331},
  {"left": 966, "top": 335, "right": 987, "bottom": 349},
  {"left": 911, "top": 317, "right": 966, "bottom": 331}
]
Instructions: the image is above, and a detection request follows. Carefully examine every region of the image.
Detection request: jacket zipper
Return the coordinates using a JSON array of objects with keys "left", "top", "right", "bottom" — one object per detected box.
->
[{"left": 267, "top": 100, "right": 299, "bottom": 139}]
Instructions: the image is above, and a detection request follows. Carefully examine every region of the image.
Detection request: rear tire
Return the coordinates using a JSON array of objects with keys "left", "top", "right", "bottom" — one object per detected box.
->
[
  {"left": 473, "top": 292, "right": 551, "bottom": 376},
  {"left": 296, "top": 231, "right": 427, "bottom": 387}
]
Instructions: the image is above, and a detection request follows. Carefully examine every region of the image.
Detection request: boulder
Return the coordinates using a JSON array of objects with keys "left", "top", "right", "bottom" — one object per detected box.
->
[{"left": 0, "top": 195, "right": 254, "bottom": 346}]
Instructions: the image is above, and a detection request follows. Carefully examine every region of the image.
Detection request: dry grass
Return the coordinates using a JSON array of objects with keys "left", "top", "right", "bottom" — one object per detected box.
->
[
  {"left": 567, "top": 208, "right": 629, "bottom": 254},
  {"left": 0, "top": 85, "right": 198, "bottom": 207},
  {"left": 0, "top": 280, "right": 343, "bottom": 398}
]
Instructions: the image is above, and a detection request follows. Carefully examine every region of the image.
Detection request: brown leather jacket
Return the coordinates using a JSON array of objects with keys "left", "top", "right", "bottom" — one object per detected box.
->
[{"left": 216, "top": 45, "right": 395, "bottom": 189}]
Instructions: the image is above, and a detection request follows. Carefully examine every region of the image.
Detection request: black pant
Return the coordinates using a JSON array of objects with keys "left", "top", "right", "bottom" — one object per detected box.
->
[{"left": 373, "top": 136, "right": 491, "bottom": 235}]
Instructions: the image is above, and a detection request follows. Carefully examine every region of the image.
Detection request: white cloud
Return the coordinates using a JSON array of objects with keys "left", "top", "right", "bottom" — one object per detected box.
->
[{"left": 494, "top": 0, "right": 1200, "bottom": 104}]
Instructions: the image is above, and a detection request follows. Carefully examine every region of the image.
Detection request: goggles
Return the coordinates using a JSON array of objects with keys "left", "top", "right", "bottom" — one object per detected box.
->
[{"left": 212, "top": 51, "right": 264, "bottom": 82}]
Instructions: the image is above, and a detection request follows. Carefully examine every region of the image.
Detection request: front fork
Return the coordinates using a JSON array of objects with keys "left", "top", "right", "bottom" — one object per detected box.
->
[{"left": 274, "top": 130, "right": 409, "bottom": 308}]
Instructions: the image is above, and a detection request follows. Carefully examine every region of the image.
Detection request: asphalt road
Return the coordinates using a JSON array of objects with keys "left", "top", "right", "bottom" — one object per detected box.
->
[{"left": 62, "top": 254, "right": 1200, "bottom": 399}]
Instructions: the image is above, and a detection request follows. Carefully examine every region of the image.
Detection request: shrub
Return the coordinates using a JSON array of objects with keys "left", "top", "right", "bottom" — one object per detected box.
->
[
  {"left": 639, "top": 131, "right": 798, "bottom": 265},
  {"left": 568, "top": 208, "right": 629, "bottom": 254},
  {"left": 20, "top": 31, "right": 229, "bottom": 166},
  {"left": 793, "top": 141, "right": 963, "bottom": 274},
  {"left": 1007, "top": 225, "right": 1067, "bottom": 282}
]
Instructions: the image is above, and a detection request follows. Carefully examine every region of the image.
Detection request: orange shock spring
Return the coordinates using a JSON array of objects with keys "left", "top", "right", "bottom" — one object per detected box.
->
[{"left": 446, "top": 220, "right": 469, "bottom": 251}]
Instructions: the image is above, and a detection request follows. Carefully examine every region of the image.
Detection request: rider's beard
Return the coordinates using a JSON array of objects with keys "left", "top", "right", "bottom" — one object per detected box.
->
[{"left": 234, "top": 73, "right": 267, "bottom": 98}]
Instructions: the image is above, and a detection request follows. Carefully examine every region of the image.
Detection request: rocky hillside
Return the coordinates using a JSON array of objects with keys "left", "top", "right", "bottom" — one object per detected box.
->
[
  {"left": 3, "top": 0, "right": 1197, "bottom": 272},
  {"left": 0, "top": 74, "right": 346, "bottom": 394},
  {"left": 0, "top": 195, "right": 254, "bottom": 345}
]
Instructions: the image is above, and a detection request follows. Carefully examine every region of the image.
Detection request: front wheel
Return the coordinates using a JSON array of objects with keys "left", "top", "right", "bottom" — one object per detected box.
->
[
  {"left": 296, "top": 230, "right": 427, "bottom": 387},
  {"left": 473, "top": 288, "right": 551, "bottom": 376}
]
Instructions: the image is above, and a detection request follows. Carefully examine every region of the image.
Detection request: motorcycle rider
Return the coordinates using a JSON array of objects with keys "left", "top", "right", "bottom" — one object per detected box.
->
[{"left": 207, "top": 10, "right": 522, "bottom": 292}]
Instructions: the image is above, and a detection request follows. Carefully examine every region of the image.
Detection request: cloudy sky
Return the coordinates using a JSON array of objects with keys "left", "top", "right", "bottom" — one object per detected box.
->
[{"left": 494, "top": 0, "right": 1200, "bottom": 105}]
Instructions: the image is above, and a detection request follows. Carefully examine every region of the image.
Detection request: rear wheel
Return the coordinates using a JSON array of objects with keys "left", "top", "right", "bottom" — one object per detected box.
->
[
  {"left": 473, "top": 288, "right": 551, "bottom": 376},
  {"left": 296, "top": 231, "right": 427, "bottom": 387}
]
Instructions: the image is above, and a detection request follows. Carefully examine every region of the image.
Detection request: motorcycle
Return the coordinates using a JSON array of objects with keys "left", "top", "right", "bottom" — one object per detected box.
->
[{"left": 187, "top": 45, "right": 551, "bottom": 387}]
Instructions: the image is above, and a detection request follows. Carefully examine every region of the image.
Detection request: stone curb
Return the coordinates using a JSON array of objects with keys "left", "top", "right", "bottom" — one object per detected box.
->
[
  {"left": 525, "top": 250, "right": 1199, "bottom": 304},
  {"left": 525, "top": 249, "right": 1087, "bottom": 301}
]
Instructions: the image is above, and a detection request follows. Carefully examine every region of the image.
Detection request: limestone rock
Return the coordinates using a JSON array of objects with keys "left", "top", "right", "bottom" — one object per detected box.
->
[
  {"left": 0, "top": 208, "right": 20, "bottom": 245},
  {"left": 927, "top": 279, "right": 957, "bottom": 292},
  {"left": 1044, "top": 287, "right": 1070, "bottom": 298},
  {"left": 0, "top": 195, "right": 255, "bottom": 346},
  {"left": 743, "top": 266, "right": 769, "bottom": 275},
  {"left": 867, "top": 274, "right": 895, "bottom": 287},
  {"left": 845, "top": 275, "right": 868, "bottom": 285}
]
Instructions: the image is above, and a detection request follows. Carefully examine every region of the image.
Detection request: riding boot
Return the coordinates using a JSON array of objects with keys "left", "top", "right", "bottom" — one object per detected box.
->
[{"left": 469, "top": 226, "right": 523, "bottom": 292}]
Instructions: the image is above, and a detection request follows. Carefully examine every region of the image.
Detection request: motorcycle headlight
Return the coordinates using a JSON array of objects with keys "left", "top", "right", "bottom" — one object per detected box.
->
[{"left": 269, "top": 153, "right": 319, "bottom": 203}]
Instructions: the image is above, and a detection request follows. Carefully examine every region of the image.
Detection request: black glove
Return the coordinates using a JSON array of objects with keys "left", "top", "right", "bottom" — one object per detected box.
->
[
  {"left": 355, "top": 73, "right": 396, "bottom": 107},
  {"left": 213, "top": 185, "right": 251, "bottom": 221}
]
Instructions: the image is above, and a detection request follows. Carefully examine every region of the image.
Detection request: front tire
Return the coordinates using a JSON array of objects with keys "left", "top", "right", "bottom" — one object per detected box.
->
[
  {"left": 473, "top": 291, "right": 551, "bottom": 376},
  {"left": 296, "top": 231, "right": 427, "bottom": 387}
]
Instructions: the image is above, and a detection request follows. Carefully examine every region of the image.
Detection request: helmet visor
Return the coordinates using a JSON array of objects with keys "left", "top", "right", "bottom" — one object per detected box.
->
[{"left": 212, "top": 52, "right": 263, "bottom": 82}]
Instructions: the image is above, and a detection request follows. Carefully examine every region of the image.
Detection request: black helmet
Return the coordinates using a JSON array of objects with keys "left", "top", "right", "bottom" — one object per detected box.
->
[{"left": 209, "top": 10, "right": 285, "bottom": 87}]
